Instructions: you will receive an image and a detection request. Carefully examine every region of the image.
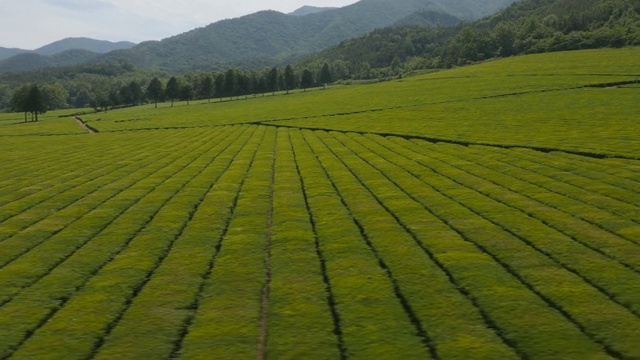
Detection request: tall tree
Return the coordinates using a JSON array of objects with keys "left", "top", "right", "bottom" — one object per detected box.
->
[
  {"left": 250, "top": 72, "right": 260, "bottom": 98},
  {"left": 109, "top": 88, "right": 120, "bottom": 109},
  {"left": 214, "top": 73, "right": 225, "bottom": 101},
  {"left": 284, "top": 65, "right": 296, "bottom": 94},
  {"left": 224, "top": 69, "right": 236, "bottom": 100},
  {"left": 128, "top": 80, "right": 143, "bottom": 106},
  {"left": 147, "top": 77, "right": 164, "bottom": 109},
  {"left": 237, "top": 72, "right": 250, "bottom": 99},
  {"left": 88, "top": 78, "right": 112, "bottom": 113},
  {"left": 268, "top": 67, "right": 279, "bottom": 95},
  {"left": 200, "top": 75, "right": 214, "bottom": 103},
  {"left": 180, "top": 83, "right": 194, "bottom": 105},
  {"left": 300, "top": 69, "right": 315, "bottom": 92},
  {"left": 119, "top": 84, "right": 133, "bottom": 106},
  {"left": 165, "top": 76, "right": 180, "bottom": 107},
  {"left": 41, "top": 83, "right": 68, "bottom": 110},
  {"left": 10, "top": 86, "right": 30, "bottom": 122},
  {"left": 257, "top": 75, "right": 267, "bottom": 97},
  {"left": 319, "top": 63, "right": 332, "bottom": 89},
  {"left": 26, "top": 85, "right": 46, "bottom": 122}
]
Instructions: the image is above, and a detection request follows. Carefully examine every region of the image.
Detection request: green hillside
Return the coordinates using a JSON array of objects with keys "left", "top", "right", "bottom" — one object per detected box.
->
[
  {"left": 95, "top": 0, "right": 518, "bottom": 72},
  {"left": 0, "top": 47, "right": 27, "bottom": 61},
  {"left": 0, "top": 47, "right": 639, "bottom": 359},
  {"left": 0, "top": 38, "right": 136, "bottom": 73},
  {"left": 303, "top": 0, "right": 640, "bottom": 74},
  {"left": 33, "top": 37, "right": 136, "bottom": 56},
  {"left": 0, "top": 50, "right": 102, "bottom": 73},
  {"left": 77, "top": 47, "right": 640, "bottom": 159}
]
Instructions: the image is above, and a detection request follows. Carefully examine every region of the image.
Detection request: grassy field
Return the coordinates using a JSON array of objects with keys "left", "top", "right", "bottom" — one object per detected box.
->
[{"left": 0, "top": 48, "right": 639, "bottom": 359}]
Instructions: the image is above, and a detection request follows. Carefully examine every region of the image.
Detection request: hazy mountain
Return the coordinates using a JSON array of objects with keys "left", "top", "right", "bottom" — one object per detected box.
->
[
  {"left": 0, "top": 0, "right": 519, "bottom": 74},
  {"left": 0, "top": 49, "right": 100, "bottom": 73},
  {"left": 289, "top": 6, "right": 337, "bottom": 16},
  {"left": 0, "top": 38, "right": 136, "bottom": 73},
  {"left": 96, "top": 0, "right": 520, "bottom": 72},
  {"left": 392, "top": 9, "right": 462, "bottom": 27},
  {"left": 34, "top": 37, "right": 136, "bottom": 56},
  {"left": 0, "top": 47, "right": 28, "bottom": 61}
]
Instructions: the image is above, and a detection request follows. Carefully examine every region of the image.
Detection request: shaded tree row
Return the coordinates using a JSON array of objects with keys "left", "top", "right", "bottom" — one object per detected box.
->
[
  {"left": 10, "top": 84, "right": 68, "bottom": 121},
  {"left": 140, "top": 64, "right": 334, "bottom": 109}
]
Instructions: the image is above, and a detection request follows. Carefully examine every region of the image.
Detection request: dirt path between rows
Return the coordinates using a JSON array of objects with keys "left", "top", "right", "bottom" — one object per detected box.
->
[{"left": 75, "top": 117, "right": 97, "bottom": 134}]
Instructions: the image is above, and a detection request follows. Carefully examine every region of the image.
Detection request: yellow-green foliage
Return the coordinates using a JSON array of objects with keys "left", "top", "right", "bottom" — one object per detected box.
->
[
  {"left": 0, "top": 48, "right": 639, "bottom": 359},
  {"left": 78, "top": 47, "right": 640, "bottom": 158}
]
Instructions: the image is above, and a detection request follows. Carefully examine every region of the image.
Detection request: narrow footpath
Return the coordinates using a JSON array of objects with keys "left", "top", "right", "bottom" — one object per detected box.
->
[{"left": 75, "top": 117, "right": 97, "bottom": 134}]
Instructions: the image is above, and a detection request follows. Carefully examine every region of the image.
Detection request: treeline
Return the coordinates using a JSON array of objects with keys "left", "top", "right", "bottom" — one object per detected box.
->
[
  {"left": 9, "top": 85, "right": 56, "bottom": 122},
  {"left": 91, "top": 64, "right": 332, "bottom": 112},
  {"left": 3, "top": 63, "right": 334, "bottom": 113},
  {"left": 0, "top": 62, "right": 144, "bottom": 111},
  {"left": 301, "top": 0, "right": 640, "bottom": 77}
]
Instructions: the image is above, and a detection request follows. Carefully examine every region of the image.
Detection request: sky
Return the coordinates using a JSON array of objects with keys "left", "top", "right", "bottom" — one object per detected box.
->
[{"left": 0, "top": 0, "right": 360, "bottom": 49}]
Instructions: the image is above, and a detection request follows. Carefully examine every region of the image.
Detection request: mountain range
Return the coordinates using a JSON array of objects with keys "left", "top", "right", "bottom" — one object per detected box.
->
[
  {"left": 0, "top": 0, "right": 519, "bottom": 74},
  {"left": 0, "top": 38, "right": 136, "bottom": 73},
  {"left": 288, "top": 6, "right": 338, "bottom": 16},
  {"left": 0, "top": 38, "right": 135, "bottom": 60},
  {"left": 301, "top": 0, "right": 640, "bottom": 74}
]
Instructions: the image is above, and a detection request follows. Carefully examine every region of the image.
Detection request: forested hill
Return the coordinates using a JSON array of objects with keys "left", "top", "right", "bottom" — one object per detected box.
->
[
  {"left": 34, "top": 38, "right": 136, "bottom": 56},
  {"left": 0, "top": 38, "right": 137, "bottom": 73},
  {"left": 94, "top": 0, "right": 519, "bottom": 73},
  {"left": 0, "top": 48, "right": 27, "bottom": 61},
  {"left": 0, "top": 50, "right": 106, "bottom": 74},
  {"left": 288, "top": 6, "right": 337, "bottom": 16},
  {"left": 301, "top": 0, "right": 640, "bottom": 76}
]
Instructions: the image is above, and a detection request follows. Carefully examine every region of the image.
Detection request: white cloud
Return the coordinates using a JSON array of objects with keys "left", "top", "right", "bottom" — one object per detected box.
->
[
  {"left": 0, "top": 0, "right": 359, "bottom": 49},
  {"left": 41, "top": 0, "right": 115, "bottom": 12}
]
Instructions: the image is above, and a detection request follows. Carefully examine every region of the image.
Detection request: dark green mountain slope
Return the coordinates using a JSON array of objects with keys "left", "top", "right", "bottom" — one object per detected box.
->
[
  {"left": 0, "top": 50, "right": 101, "bottom": 73},
  {"left": 289, "top": 6, "right": 337, "bottom": 16},
  {"left": 34, "top": 37, "right": 136, "bottom": 56},
  {"left": 301, "top": 0, "right": 640, "bottom": 77},
  {"left": 0, "top": 38, "right": 136, "bottom": 73},
  {"left": 392, "top": 10, "right": 463, "bottom": 27},
  {"left": 0, "top": 48, "right": 27, "bottom": 61},
  {"left": 96, "top": 0, "right": 519, "bottom": 72}
]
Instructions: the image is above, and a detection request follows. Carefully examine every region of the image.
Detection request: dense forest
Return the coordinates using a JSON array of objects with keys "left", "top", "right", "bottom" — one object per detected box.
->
[
  {"left": 1, "top": 0, "right": 638, "bottom": 113},
  {"left": 301, "top": 0, "right": 640, "bottom": 76},
  {"left": 0, "top": 0, "right": 518, "bottom": 74}
]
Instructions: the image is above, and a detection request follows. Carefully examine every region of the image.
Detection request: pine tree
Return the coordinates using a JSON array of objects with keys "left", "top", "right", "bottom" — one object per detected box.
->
[
  {"left": 147, "top": 78, "right": 164, "bottom": 109},
  {"left": 320, "top": 63, "right": 332, "bottom": 89},
  {"left": 268, "top": 67, "right": 279, "bottom": 96},
  {"left": 201, "top": 75, "right": 214, "bottom": 103},
  {"left": 224, "top": 69, "right": 236, "bottom": 100},
  {"left": 128, "top": 81, "right": 143, "bottom": 106},
  {"left": 165, "top": 77, "right": 180, "bottom": 107},
  {"left": 214, "top": 74, "right": 225, "bottom": 101},
  {"left": 301, "top": 69, "right": 315, "bottom": 92},
  {"left": 284, "top": 65, "right": 295, "bottom": 94}
]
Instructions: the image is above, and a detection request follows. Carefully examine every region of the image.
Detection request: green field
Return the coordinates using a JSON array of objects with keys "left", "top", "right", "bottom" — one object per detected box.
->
[{"left": 0, "top": 48, "right": 639, "bottom": 359}]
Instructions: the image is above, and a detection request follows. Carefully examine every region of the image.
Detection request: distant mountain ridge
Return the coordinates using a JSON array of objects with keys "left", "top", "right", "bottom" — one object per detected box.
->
[
  {"left": 34, "top": 37, "right": 136, "bottom": 56},
  {"left": 95, "top": 0, "right": 519, "bottom": 72},
  {"left": 0, "top": 47, "right": 28, "bottom": 61},
  {"left": 0, "top": 0, "right": 519, "bottom": 74},
  {"left": 289, "top": 6, "right": 337, "bottom": 16},
  {"left": 0, "top": 50, "right": 102, "bottom": 73},
  {"left": 300, "top": 0, "right": 640, "bottom": 75},
  {"left": 0, "top": 38, "right": 136, "bottom": 73}
]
